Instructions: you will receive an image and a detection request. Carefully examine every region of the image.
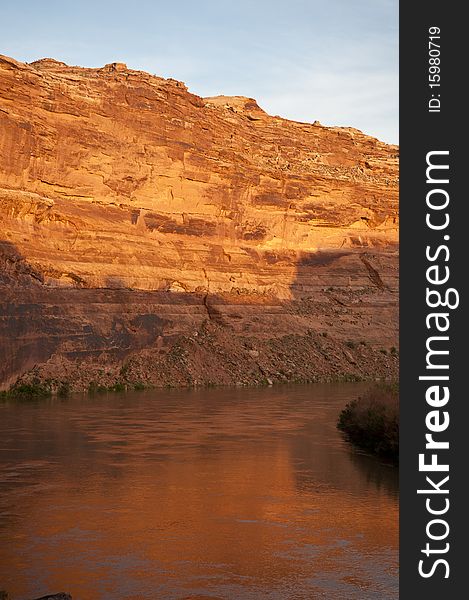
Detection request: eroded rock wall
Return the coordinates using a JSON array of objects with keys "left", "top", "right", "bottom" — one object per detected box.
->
[{"left": 0, "top": 54, "right": 398, "bottom": 389}]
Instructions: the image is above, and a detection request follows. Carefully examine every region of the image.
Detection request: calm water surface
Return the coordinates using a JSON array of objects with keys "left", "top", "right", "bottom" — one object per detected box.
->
[{"left": 0, "top": 384, "right": 398, "bottom": 599}]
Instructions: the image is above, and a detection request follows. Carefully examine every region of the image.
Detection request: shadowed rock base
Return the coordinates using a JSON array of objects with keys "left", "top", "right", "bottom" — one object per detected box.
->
[{"left": 1, "top": 268, "right": 398, "bottom": 392}]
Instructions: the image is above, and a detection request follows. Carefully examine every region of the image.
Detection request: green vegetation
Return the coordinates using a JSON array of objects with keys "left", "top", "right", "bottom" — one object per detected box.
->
[
  {"left": 1, "top": 377, "right": 150, "bottom": 401},
  {"left": 87, "top": 381, "right": 109, "bottom": 394},
  {"left": 0, "top": 377, "right": 75, "bottom": 401},
  {"left": 0, "top": 381, "right": 52, "bottom": 401},
  {"left": 336, "top": 373, "right": 364, "bottom": 383},
  {"left": 119, "top": 363, "right": 130, "bottom": 378},
  {"left": 57, "top": 382, "right": 71, "bottom": 397},
  {"left": 87, "top": 380, "right": 151, "bottom": 394},
  {"left": 337, "top": 383, "right": 399, "bottom": 461},
  {"left": 108, "top": 382, "right": 126, "bottom": 393}
]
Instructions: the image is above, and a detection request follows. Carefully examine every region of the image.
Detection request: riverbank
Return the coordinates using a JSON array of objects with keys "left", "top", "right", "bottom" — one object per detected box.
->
[
  {"left": 337, "top": 384, "right": 399, "bottom": 461},
  {"left": 2, "top": 320, "right": 398, "bottom": 397}
]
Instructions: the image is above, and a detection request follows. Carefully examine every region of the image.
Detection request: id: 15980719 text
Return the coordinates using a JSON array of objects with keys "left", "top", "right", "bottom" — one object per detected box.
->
[{"left": 428, "top": 26, "right": 441, "bottom": 113}]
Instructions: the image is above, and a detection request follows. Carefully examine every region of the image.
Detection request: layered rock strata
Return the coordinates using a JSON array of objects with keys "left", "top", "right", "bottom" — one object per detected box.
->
[{"left": 0, "top": 54, "right": 398, "bottom": 390}]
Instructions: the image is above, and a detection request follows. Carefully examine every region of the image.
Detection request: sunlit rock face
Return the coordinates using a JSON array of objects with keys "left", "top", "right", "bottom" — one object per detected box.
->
[{"left": 0, "top": 54, "right": 398, "bottom": 389}]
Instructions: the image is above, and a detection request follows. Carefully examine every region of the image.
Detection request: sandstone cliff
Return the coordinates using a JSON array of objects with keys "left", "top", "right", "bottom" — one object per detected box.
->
[{"left": 0, "top": 54, "right": 398, "bottom": 390}]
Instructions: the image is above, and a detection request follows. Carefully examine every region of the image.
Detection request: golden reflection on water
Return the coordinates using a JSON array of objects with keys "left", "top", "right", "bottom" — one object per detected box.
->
[{"left": 0, "top": 384, "right": 398, "bottom": 599}]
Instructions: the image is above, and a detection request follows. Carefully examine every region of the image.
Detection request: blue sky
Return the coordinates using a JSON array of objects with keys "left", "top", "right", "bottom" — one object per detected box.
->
[{"left": 0, "top": 0, "right": 398, "bottom": 143}]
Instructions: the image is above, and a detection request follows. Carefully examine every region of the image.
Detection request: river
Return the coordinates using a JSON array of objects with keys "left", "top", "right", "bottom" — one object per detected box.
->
[{"left": 0, "top": 383, "right": 398, "bottom": 599}]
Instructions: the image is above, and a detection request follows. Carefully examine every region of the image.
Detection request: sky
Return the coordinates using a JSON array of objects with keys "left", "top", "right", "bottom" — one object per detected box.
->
[{"left": 0, "top": 0, "right": 398, "bottom": 143}]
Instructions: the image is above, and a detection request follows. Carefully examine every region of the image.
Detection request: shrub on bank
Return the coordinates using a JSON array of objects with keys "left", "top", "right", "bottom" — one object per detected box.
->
[
  {"left": 0, "top": 381, "right": 52, "bottom": 400},
  {"left": 337, "top": 384, "right": 399, "bottom": 461}
]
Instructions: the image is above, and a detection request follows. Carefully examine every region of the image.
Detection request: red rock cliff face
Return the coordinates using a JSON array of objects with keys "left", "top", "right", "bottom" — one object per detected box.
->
[{"left": 0, "top": 54, "right": 398, "bottom": 390}]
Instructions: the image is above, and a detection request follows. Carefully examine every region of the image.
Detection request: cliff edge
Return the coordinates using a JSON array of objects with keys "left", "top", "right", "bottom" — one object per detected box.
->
[{"left": 0, "top": 54, "right": 398, "bottom": 390}]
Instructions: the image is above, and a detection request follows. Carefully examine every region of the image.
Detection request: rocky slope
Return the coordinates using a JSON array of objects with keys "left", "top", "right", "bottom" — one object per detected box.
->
[{"left": 0, "top": 54, "right": 398, "bottom": 391}]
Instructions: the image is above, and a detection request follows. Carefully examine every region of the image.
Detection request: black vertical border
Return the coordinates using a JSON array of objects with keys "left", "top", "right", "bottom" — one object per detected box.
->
[{"left": 400, "top": 2, "right": 466, "bottom": 598}]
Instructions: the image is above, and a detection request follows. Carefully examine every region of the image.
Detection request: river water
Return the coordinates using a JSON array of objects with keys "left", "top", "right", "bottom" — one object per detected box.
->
[{"left": 0, "top": 384, "right": 398, "bottom": 600}]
